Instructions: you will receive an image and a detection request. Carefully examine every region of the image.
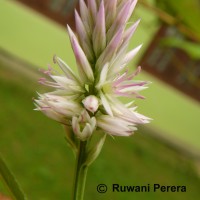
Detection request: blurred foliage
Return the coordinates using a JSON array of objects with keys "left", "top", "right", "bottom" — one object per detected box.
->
[
  {"left": 156, "top": 0, "right": 200, "bottom": 35},
  {"left": 155, "top": 0, "right": 200, "bottom": 59},
  {"left": 161, "top": 37, "right": 200, "bottom": 60}
]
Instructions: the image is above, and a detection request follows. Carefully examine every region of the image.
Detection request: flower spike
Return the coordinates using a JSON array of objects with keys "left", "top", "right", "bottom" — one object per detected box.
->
[{"left": 35, "top": 0, "right": 151, "bottom": 139}]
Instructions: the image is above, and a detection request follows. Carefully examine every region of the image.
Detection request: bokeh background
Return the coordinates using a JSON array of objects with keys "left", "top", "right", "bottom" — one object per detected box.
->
[{"left": 0, "top": 0, "right": 200, "bottom": 199}]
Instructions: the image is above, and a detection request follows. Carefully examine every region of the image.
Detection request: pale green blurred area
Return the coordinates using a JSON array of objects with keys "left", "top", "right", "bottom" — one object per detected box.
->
[
  {"left": 0, "top": 0, "right": 75, "bottom": 68},
  {"left": 0, "top": 0, "right": 199, "bottom": 150}
]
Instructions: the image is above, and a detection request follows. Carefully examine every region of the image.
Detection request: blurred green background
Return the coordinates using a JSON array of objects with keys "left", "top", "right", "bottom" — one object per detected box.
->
[{"left": 0, "top": 0, "right": 200, "bottom": 199}]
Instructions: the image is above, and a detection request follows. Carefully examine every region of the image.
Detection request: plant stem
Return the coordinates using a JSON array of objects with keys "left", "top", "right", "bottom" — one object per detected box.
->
[
  {"left": 0, "top": 154, "right": 27, "bottom": 200},
  {"left": 72, "top": 141, "right": 88, "bottom": 200}
]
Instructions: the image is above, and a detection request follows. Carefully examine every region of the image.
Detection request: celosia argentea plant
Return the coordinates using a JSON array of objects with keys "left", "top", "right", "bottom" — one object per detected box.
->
[{"left": 35, "top": 0, "right": 151, "bottom": 199}]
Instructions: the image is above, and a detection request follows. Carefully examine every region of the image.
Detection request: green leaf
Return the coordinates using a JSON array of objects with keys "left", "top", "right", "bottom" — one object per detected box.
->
[
  {"left": 161, "top": 37, "right": 200, "bottom": 60},
  {"left": 0, "top": 154, "right": 27, "bottom": 200},
  {"left": 84, "top": 134, "right": 106, "bottom": 166}
]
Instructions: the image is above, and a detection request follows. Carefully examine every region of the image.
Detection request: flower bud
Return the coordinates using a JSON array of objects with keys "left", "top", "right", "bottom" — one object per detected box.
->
[
  {"left": 72, "top": 110, "right": 96, "bottom": 141},
  {"left": 82, "top": 95, "right": 99, "bottom": 113}
]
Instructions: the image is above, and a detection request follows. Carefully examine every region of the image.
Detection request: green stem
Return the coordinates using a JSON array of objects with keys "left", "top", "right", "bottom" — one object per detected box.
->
[
  {"left": 72, "top": 141, "right": 88, "bottom": 200},
  {"left": 0, "top": 154, "right": 27, "bottom": 200}
]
